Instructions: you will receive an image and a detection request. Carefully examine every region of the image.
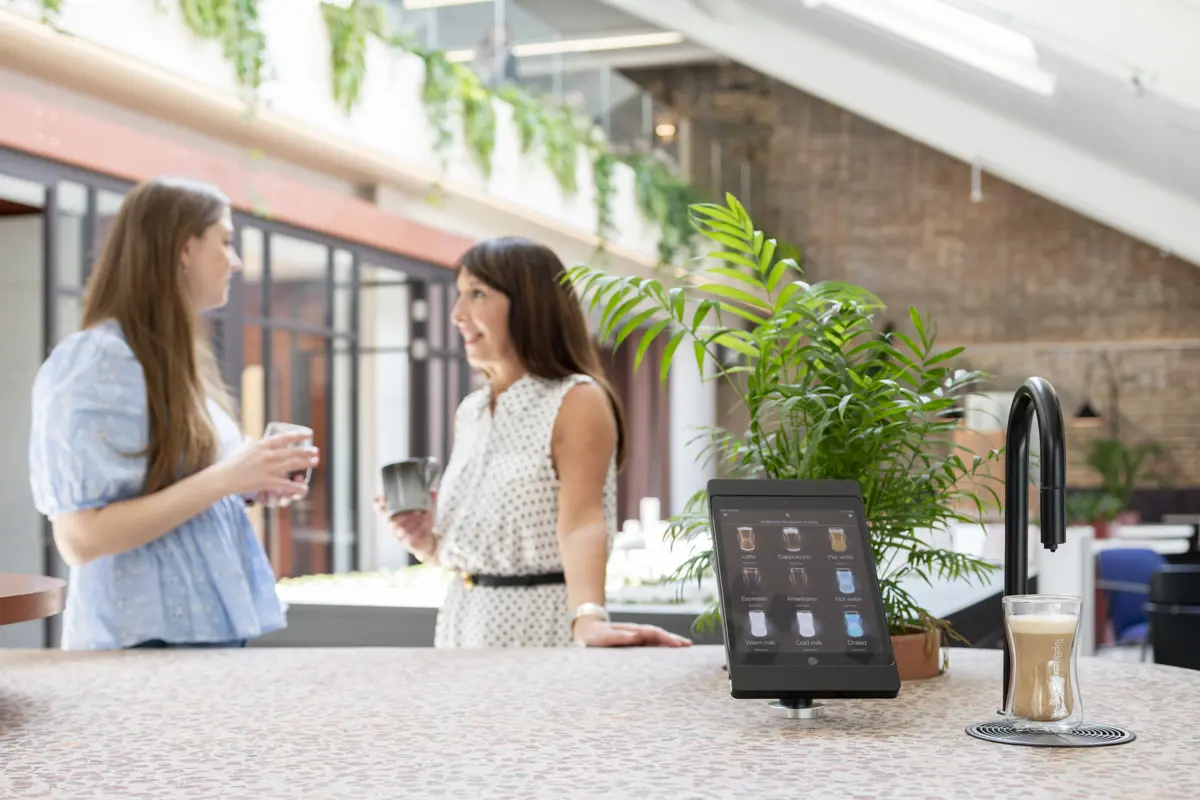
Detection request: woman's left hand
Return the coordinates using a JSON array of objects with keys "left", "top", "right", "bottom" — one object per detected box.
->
[{"left": 572, "top": 617, "right": 692, "bottom": 648}]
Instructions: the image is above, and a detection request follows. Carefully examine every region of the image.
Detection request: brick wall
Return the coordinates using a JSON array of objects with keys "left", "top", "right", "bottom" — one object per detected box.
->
[{"left": 629, "top": 63, "right": 1200, "bottom": 488}]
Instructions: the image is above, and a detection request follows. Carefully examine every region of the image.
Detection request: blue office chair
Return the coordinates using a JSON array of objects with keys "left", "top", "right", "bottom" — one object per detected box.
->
[{"left": 1096, "top": 548, "right": 1167, "bottom": 657}]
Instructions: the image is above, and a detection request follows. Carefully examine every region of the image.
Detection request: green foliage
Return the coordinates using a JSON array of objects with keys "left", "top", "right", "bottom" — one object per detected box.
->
[
  {"left": 1085, "top": 437, "right": 1167, "bottom": 510},
  {"left": 1065, "top": 490, "right": 1123, "bottom": 525},
  {"left": 625, "top": 152, "right": 706, "bottom": 267},
  {"left": 416, "top": 48, "right": 456, "bottom": 175},
  {"left": 37, "top": 0, "right": 63, "bottom": 23},
  {"left": 591, "top": 148, "right": 617, "bottom": 246},
  {"left": 566, "top": 194, "right": 1003, "bottom": 638},
  {"left": 178, "top": 0, "right": 269, "bottom": 97},
  {"left": 497, "top": 84, "right": 545, "bottom": 156},
  {"left": 320, "top": 0, "right": 387, "bottom": 115},
  {"left": 456, "top": 66, "right": 497, "bottom": 179},
  {"left": 71, "top": 0, "right": 713, "bottom": 260},
  {"left": 541, "top": 105, "right": 586, "bottom": 197},
  {"left": 312, "top": 7, "right": 698, "bottom": 262}
]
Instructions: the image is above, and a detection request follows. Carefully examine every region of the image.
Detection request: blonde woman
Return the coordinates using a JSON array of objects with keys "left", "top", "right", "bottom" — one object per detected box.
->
[{"left": 29, "top": 177, "right": 317, "bottom": 650}]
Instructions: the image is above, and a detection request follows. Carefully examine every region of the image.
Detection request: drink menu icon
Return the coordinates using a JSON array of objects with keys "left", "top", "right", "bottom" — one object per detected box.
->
[
  {"left": 782, "top": 527, "right": 802, "bottom": 552},
  {"left": 796, "top": 610, "right": 817, "bottom": 638},
  {"left": 749, "top": 610, "right": 769, "bottom": 638},
  {"left": 829, "top": 527, "right": 848, "bottom": 552},
  {"left": 836, "top": 568, "right": 855, "bottom": 594},
  {"left": 742, "top": 566, "right": 761, "bottom": 589},
  {"left": 738, "top": 526, "right": 756, "bottom": 552},
  {"left": 789, "top": 567, "right": 808, "bottom": 589},
  {"left": 845, "top": 611, "right": 864, "bottom": 638}
]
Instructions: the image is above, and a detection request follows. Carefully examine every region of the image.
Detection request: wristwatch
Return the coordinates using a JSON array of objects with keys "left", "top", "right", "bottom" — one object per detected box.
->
[{"left": 571, "top": 602, "right": 610, "bottom": 626}]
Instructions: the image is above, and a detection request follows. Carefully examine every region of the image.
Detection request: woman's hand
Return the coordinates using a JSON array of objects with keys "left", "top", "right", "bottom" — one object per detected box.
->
[
  {"left": 572, "top": 617, "right": 692, "bottom": 648},
  {"left": 214, "top": 431, "right": 318, "bottom": 502},
  {"left": 374, "top": 492, "right": 438, "bottom": 563}
]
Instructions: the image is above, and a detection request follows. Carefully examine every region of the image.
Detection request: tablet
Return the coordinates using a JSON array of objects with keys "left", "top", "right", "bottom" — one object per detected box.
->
[{"left": 708, "top": 479, "right": 900, "bottom": 700}]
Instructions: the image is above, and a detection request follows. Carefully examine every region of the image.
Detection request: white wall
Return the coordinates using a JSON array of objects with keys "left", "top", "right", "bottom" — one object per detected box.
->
[
  {"left": 0, "top": 214, "right": 45, "bottom": 647},
  {"left": 2, "top": 0, "right": 662, "bottom": 263},
  {"left": 357, "top": 267, "right": 414, "bottom": 572},
  {"left": 668, "top": 350, "right": 718, "bottom": 517}
]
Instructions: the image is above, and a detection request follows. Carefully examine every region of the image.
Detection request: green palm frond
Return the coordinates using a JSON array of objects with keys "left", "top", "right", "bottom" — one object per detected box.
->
[{"left": 567, "top": 193, "right": 1003, "bottom": 637}]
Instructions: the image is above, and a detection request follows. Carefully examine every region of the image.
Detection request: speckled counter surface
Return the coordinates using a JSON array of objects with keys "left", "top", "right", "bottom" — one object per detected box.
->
[{"left": 1, "top": 646, "right": 1196, "bottom": 799}]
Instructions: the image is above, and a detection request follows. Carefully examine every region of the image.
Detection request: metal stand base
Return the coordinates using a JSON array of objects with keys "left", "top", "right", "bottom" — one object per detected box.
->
[
  {"left": 768, "top": 698, "right": 826, "bottom": 719},
  {"left": 966, "top": 721, "right": 1136, "bottom": 748}
]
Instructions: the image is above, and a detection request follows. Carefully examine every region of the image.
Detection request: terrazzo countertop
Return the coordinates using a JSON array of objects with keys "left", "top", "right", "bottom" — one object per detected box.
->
[{"left": 0, "top": 646, "right": 1196, "bottom": 799}]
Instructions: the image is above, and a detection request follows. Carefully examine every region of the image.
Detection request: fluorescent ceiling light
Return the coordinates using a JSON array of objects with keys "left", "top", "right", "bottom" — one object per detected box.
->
[
  {"left": 804, "top": 0, "right": 1057, "bottom": 97},
  {"left": 514, "top": 31, "right": 685, "bottom": 57},
  {"left": 444, "top": 31, "right": 686, "bottom": 63},
  {"left": 403, "top": 0, "right": 492, "bottom": 9}
]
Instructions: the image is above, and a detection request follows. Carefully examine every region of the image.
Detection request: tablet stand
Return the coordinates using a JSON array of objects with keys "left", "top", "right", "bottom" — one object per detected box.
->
[{"left": 768, "top": 697, "right": 826, "bottom": 719}]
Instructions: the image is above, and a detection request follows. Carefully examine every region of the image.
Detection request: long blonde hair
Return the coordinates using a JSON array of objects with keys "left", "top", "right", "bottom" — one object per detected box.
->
[{"left": 82, "top": 176, "right": 233, "bottom": 495}]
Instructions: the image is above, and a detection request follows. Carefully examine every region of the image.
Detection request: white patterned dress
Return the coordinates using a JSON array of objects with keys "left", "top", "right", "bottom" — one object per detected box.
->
[{"left": 432, "top": 374, "right": 618, "bottom": 648}]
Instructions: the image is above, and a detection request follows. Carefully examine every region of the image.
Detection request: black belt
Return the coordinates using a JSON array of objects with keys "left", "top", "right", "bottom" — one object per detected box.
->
[{"left": 458, "top": 570, "right": 565, "bottom": 589}]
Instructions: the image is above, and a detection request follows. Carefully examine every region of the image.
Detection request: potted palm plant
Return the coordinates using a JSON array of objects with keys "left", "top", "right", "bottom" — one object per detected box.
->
[
  {"left": 568, "top": 195, "right": 1002, "bottom": 680},
  {"left": 1085, "top": 437, "right": 1166, "bottom": 526}
]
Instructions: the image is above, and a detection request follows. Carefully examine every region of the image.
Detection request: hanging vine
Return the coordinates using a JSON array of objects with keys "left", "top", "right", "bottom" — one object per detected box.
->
[
  {"left": 541, "top": 105, "right": 586, "bottom": 198},
  {"left": 624, "top": 152, "right": 704, "bottom": 266},
  {"left": 456, "top": 68, "right": 497, "bottom": 179},
  {"left": 320, "top": 0, "right": 387, "bottom": 115},
  {"left": 591, "top": 146, "right": 617, "bottom": 246},
  {"left": 8, "top": 0, "right": 703, "bottom": 263},
  {"left": 177, "top": 0, "right": 270, "bottom": 97},
  {"left": 310, "top": 10, "right": 703, "bottom": 263},
  {"left": 497, "top": 85, "right": 545, "bottom": 156},
  {"left": 37, "top": 0, "right": 63, "bottom": 23},
  {"left": 416, "top": 48, "right": 457, "bottom": 175}
]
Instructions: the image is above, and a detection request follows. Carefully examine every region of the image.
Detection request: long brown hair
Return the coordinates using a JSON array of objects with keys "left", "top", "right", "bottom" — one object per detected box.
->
[
  {"left": 457, "top": 237, "right": 628, "bottom": 468},
  {"left": 82, "top": 176, "right": 232, "bottom": 495}
]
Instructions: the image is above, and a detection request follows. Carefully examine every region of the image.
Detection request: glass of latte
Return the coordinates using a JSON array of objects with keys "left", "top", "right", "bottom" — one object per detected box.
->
[{"left": 1002, "top": 595, "right": 1084, "bottom": 733}]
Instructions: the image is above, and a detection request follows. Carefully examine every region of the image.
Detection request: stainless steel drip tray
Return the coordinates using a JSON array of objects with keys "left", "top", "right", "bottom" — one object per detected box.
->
[{"left": 966, "top": 721, "right": 1136, "bottom": 748}]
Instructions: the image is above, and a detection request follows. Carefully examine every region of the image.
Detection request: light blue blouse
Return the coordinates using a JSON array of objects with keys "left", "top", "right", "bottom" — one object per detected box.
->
[{"left": 28, "top": 319, "right": 287, "bottom": 650}]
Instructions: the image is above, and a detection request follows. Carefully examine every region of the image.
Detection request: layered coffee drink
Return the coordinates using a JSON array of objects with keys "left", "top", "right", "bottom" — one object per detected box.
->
[
  {"left": 1003, "top": 595, "right": 1084, "bottom": 733},
  {"left": 1008, "top": 614, "right": 1077, "bottom": 722}
]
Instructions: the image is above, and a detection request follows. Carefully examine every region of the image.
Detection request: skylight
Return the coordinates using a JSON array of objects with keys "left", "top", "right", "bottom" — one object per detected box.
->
[{"left": 804, "top": 0, "right": 1057, "bottom": 97}]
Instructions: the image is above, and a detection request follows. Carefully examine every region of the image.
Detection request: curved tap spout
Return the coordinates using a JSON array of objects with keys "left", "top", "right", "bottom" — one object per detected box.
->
[{"left": 1002, "top": 377, "right": 1067, "bottom": 707}]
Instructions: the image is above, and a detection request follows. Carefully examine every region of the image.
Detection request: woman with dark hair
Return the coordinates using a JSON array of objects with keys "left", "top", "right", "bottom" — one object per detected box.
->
[
  {"left": 379, "top": 237, "right": 690, "bottom": 648},
  {"left": 29, "top": 176, "right": 317, "bottom": 650}
]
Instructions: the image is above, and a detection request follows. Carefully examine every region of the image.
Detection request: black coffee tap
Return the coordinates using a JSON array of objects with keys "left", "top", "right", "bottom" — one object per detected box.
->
[{"left": 1002, "top": 377, "right": 1067, "bottom": 707}]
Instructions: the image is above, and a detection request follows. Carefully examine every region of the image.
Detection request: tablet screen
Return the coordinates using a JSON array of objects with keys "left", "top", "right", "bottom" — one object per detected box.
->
[{"left": 711, "top": 494, "right": 892, "bottom": 667}]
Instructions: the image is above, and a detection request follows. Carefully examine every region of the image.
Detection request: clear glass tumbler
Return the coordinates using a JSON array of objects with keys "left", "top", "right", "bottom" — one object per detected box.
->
[
  {"left": 262, "top": 421, "right": 314, "bottom": 508},
  {"left": 1003, "top": 594, "right": 1084, "bottom": 733}
]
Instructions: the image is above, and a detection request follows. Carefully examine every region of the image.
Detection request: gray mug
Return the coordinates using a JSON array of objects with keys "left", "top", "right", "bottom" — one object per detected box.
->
[{"left": 381, "top": 458, "right": 441, "bottom": 515}]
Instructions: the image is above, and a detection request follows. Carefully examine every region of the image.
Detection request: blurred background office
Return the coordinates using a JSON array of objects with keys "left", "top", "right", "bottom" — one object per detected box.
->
[{"left": 0, "top": 0, "right": 1197, "bottom": 667}]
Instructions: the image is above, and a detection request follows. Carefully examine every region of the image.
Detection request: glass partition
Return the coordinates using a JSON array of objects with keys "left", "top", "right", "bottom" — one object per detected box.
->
[
  {"left": 0, "top": 146, "right": 470, "bottom": 597},
  {"left": 385, "top": 0, "right": 682, "bottom": 159}
]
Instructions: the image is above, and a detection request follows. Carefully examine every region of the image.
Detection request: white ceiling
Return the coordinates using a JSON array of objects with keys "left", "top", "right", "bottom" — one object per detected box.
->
[
  {"left": 515, "top": 0, "right": 650, "bottom": 36},
  {"left": 579, "top": 0, "right": 1200, "bottom": 264},
  {"left": 742, "top": 0, "right": 1200, "bottom": 206}
]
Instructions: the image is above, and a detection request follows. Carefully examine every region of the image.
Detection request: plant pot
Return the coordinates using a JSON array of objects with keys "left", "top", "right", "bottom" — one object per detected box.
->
[{"left": 890, "top": 629, "right": 942, "bottom": 681}]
